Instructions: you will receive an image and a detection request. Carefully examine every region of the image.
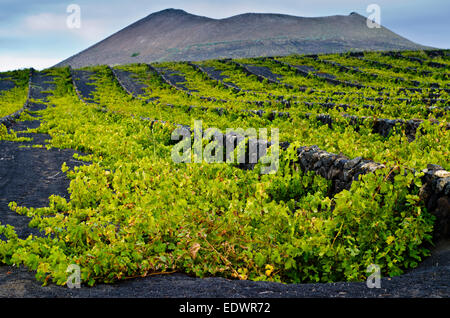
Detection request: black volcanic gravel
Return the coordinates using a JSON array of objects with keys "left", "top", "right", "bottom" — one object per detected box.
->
[
  {"left": 154, "top": 67, "right": 198, "bottom": 93},
  {"left": 0, "top": 242, "right": 449, "bottom": 297},
  {"left": 112, "top": 68, "right": 147, "bottom": 97},
  {"left": 71, "top": 70, "right": 98, "bottom": 103},
  {"left": 242, "top": 64, "right": 283, "bottom": 82},
  {"left": 292, "top": 65, "right": 317, "bottom": 74},
  {"left": 0, "top": 79, "right": 15, "bottom": 92},
  {"left": 202, "top": 66, "right": 241, "bottom": 90}
]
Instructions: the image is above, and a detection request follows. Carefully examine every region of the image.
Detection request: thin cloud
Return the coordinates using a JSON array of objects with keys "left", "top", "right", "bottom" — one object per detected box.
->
[
  {"left": 69, "top": 19, "right": 109, "bottom": 42},
  {"left": 0, "top": 9, "right": 109, "bottom": 42},
  {"left": 24, "top": 13, "right": 67, "bottom": 32},
  {"left": 0, "top": 55, "right": 60, "bottom": 72}
]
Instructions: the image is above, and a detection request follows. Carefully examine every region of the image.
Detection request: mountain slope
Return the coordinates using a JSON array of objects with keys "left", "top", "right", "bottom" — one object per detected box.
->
[{"left": 57, "top": 8, "right": 430, "bottom": 68}]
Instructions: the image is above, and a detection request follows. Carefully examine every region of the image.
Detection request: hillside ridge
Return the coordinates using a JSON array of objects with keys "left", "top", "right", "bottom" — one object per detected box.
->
[{"left": 57, "top": 8, "right": 430, "bottom": 68}]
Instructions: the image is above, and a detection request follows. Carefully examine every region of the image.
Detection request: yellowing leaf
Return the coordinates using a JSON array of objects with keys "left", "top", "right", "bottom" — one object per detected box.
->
[
  {"left": 265, "top": 264, "right": 274, "bottom": 276},
  {"left": 386, "top": 236, "right": 395, "bottom": 245}
]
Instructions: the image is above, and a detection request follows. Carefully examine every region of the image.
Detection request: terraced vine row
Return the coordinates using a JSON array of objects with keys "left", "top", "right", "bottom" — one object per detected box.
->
[
  {"left": 0, "top": 49, "right": 449, "bottom": 288},
  {"left": 0, "top": 69, "right": 31, "bottom": 123}
]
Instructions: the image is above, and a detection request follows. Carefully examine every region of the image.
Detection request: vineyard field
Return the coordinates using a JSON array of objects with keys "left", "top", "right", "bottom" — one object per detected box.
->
[{"left": 0, "top": 49, "right": 449, "bottom": 288}]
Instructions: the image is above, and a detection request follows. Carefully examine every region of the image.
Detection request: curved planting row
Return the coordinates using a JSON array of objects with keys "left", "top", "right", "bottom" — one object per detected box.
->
[
  {"left": 70, "top": 68, "right": 99, "bottom": 104},
  {"left": 187, "top": 61, "right": 244, "bottom": 92},
  {"left": 0, "top": 69, "right": 33, "bottom": 126},
  {"left": 108, "top": 67, "right": 146, "bottom": 98},
  {"left": 226, "top": 60, "right": 288, "bottom": 85},
  {"left": 150, "top": 64, "right": 198, "bottom": 94},
  {"left": 29, "top": 71, "right": 56, "bottom": 103}
]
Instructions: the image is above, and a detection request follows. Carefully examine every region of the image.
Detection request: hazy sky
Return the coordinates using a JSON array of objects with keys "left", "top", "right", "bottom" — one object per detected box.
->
[{"left": 0, "top": 0, "right": 449, "bottom": 71}]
